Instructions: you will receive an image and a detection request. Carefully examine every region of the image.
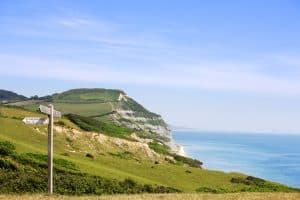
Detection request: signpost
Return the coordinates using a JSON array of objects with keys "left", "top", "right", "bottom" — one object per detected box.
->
[
  {"left": 39, "top": 104, "right": 61, "bottom": 195},
  {"left": 23, "top": 105, "right": 61, "bottom": 194},
  {"left": 22, "top": 117, "right": 49, "bottom": 125},
  {"left": 39, "top": 105, "right": 62, "bottom": 118}
]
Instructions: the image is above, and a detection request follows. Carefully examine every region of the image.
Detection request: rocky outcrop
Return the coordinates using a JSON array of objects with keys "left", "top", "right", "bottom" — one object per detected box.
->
[{"left": 53, "top": 125, "right": 171, "bottom": 161}]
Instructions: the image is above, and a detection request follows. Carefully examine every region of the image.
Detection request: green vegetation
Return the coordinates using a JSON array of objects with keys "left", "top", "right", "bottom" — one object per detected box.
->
[
  {"left": 196, "top": 175, "right": 300, "bottom": 193},
  {"left": 148, "top": 142, "right": 170, "bottom": 155},
  {"left": 121, "top": 98, "right": 160, "bottom": 118},
  {"left": 52, "top": 88, "right": 122, "bottom": 103},
  {"left": 0, "top": 89, "right": 27, "bottom": 103},
  {"left": 2, "top": 193, "right": 300, "bottom": 200},
  {"left": 17, "top": 88, "right": 168, "bottom": 132},
  {"left": 109, "top": 151, "right": 133, "bottom": 160},
  {"left": 172, "top": 154, "right": 203, "bottom": 168},
  {"left": 147, "top": 141, "right": 203, "bottom": 169},
  {"left": 0, "top": 140, "right": 179, "bottom": 195},
  {"left": 65, "top": 114, "right": 132, "bottom": 139},
  {"left": 0, "top": 140, "right": 15, "bottom": 156},
  {"left": 0, "top": 103, "right": 299, "bottom": 195}
]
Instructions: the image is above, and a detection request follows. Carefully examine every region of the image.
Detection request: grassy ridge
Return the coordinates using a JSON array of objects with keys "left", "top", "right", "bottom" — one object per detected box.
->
[
  {"left": 52, "top": 88, "right": 122, "bottom": 103},
  {"left": 19, "top": 88, "right": 164, "bottom": 126}
]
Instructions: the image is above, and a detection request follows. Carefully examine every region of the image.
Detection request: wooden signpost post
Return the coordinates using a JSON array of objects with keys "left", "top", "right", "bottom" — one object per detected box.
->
[{"left": 39, "top": 104, "right": 61, "bottom": 195}]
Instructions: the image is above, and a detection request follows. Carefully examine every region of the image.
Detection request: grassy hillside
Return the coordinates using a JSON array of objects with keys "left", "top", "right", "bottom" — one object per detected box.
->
[
  {"left": 0, "top": 105, "right": 298, "bottom": 195},
  {"left": 12, "top": 89, "right": 168, "bottom": 135},
  {"left": 1, "top": 193, "right": 300, "bottom": 200},
  {"left": 0, "top": 90, "right": 27, "bottom": 103},
  {"left": 20, "top": 89, "right": 156, "bottom": 118}
]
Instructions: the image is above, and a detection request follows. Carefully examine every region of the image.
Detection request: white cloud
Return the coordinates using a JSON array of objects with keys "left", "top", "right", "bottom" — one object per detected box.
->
[
  {"left": 58, "top": 18, "right": 95, "bottom": 28},
  {"left": 1, "top": 54, "right": 300, "bottom": 97}
]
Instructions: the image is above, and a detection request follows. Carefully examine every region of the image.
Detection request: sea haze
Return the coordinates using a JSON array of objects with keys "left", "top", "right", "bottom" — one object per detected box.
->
[{"left": 173, "top": 131, "right": 300, "bottom": 188}]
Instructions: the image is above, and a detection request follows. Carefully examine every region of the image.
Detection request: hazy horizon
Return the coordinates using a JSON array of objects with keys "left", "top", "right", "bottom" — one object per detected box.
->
[{"left": 1, "top": 0, "right": 300, "bottom": 133}]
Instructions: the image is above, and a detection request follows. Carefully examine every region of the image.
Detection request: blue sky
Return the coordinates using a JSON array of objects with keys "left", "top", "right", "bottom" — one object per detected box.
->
[{"left": 1, "top": 0, "right": 300, "bottom": 133}]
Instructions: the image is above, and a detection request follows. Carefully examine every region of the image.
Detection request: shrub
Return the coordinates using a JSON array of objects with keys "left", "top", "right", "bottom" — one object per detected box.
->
[
  {"left": 54, "top": 121, "right": 66, "bottom": 126},
  {"left": 65, "top": 114, "right": 132, "bottom": 138},
  {"left": 196, "top": 187, "right": 231, "bottom": 194},
  {"left": 0, "top": 140, "right": 15, "bottom": 156},
  {"left": 173, "top": 154, "right": 203, "bottom": 168},
  {"left": 0, "top": 158, "right": 19, "bottom": 171},
  {"left": 231, "top": 176, "right": 265, "bottom": 185},
  {"left": 148, "top": 142, "right": 170, "bottom": 154},
  {"left": 86, "top": 153, "right": 95, "bottom": 160}
]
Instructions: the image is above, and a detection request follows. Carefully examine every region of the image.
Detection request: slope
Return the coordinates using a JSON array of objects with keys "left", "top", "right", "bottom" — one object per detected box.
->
[{"left": 0, "top": 105, "right": 298, "bottom": 193}]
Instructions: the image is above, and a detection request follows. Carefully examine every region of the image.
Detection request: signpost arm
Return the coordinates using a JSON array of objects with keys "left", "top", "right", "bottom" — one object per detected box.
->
[{"left": 48, "top": 104, "right": 54, "bottom": 194}]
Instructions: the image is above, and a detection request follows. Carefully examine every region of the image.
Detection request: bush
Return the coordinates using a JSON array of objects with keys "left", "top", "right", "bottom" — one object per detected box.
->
[
  {"left": 229, "top": 176, "right": 300, "bottom": 192},
  {"left": 148, "top": 142, "right": 170, "bottom": 154},
  {"left": 0, "top": 158, "right": 19, "bottom": 171},
  {"left": 85, "top": 153, "right": 95, "bottom": 160},
  {"left": 231, "top": 176, "right": 266, "bottom": 185},
  {"left": 196, "top": 187, "right": 230, "bottom": 194},
  {"left": 54, "top": 121, "right": 66, "bottom": 126},
  {"left": 0, "top": 141, "right": 15, "bottom": 156},
  {"left": 173, "top": 154, "right": 203, "bottom": 168}
]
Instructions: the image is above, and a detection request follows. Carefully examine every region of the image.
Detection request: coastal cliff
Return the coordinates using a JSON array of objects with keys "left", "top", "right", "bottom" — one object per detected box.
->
[{"left": 3, "top": 88, "right": 183, "bottom": 155}]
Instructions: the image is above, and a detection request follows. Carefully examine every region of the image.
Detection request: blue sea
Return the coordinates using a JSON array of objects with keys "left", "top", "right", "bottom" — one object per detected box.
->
[{"left": 173, "top": 131, "right": 300, "bottom": 188}]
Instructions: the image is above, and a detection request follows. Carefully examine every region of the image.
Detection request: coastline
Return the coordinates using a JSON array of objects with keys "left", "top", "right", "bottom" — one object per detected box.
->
[{"left": 167, "top": 138, "right": 185, "bottom": 156}]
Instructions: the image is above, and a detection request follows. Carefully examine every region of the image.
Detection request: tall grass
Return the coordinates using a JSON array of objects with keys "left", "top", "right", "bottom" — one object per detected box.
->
[{"left": 1, "top": 193, "right": 300, "bottom": 200}]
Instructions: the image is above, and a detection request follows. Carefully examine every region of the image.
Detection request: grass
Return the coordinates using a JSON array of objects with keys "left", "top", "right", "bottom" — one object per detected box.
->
[
  {"left": 64, "top": 114, "right": 133, "bottom": 139},
  {"left": 20, "top": 88, "right": 163, "bottom": 124},
  {"left": 0, "top": 141, "right": 179, "bottom": 195},
  {"left": 0, "top": 106, "right": 299, "bottom": 194},
  {"left": 1, "top": 193, "right": 300, "bottom": 200},
  {"left": 52, "top": 88, "right": 122, "bottom": 103},
  {"left": 23, "top": 102, "right": 114, "bottom": 118}
]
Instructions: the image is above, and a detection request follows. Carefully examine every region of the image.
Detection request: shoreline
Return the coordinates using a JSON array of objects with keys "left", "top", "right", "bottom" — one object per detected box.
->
[{"left": 167, "top": 138, "right": 185, "bottom": 156}]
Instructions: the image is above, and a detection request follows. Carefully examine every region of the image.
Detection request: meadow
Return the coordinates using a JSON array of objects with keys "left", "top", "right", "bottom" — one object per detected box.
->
[{"left": 1, "top": 193, "right": 300, "bottom": 200}]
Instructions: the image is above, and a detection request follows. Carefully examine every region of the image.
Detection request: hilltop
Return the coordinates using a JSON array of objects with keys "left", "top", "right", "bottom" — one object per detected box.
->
[
  {"left": 8, "top": 88, "right": 181, "bottom": 154},
  {"left": 11, "top": 89, "right": 170, "bottom": 136},
  {"left": 0, "top": 89, "right": 27, "bottom": 103}
]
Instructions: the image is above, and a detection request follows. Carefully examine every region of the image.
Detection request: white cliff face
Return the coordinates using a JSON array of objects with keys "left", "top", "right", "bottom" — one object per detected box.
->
[
  {"left": 118, "top": 93, "right": 129, "bottom": 101},
  {"left": 112, "top": 93, "right": 183, "bottom": 155},
  {"left": 113, "top": 93, "right": 172, "bottom": 138},
  {"left": 112, "top": 109, "right": 171, "bottom": 138}
]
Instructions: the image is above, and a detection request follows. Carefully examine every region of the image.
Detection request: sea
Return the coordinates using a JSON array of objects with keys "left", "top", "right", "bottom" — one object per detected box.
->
[{"left": 172, "top": 131, "right": 300, "bottom": 188}]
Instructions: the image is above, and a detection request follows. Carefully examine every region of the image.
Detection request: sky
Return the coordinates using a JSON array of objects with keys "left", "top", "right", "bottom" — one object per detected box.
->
[{"left": 1, "top": 0, "right": 300, "bottom": 134}]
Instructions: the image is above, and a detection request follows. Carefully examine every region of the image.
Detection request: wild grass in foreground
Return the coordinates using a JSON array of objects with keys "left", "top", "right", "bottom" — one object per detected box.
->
[{"left": 1, "top": 193, "right": 300, "bottom": 200}]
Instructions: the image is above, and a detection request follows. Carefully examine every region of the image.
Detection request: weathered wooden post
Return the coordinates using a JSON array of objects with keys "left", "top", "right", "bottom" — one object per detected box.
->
[
  {"left": 48, "top": 104, "right": 54, "bottom": 194},
  {"left": 39, "top": 104, "right": 61, "bottom": 195}
]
